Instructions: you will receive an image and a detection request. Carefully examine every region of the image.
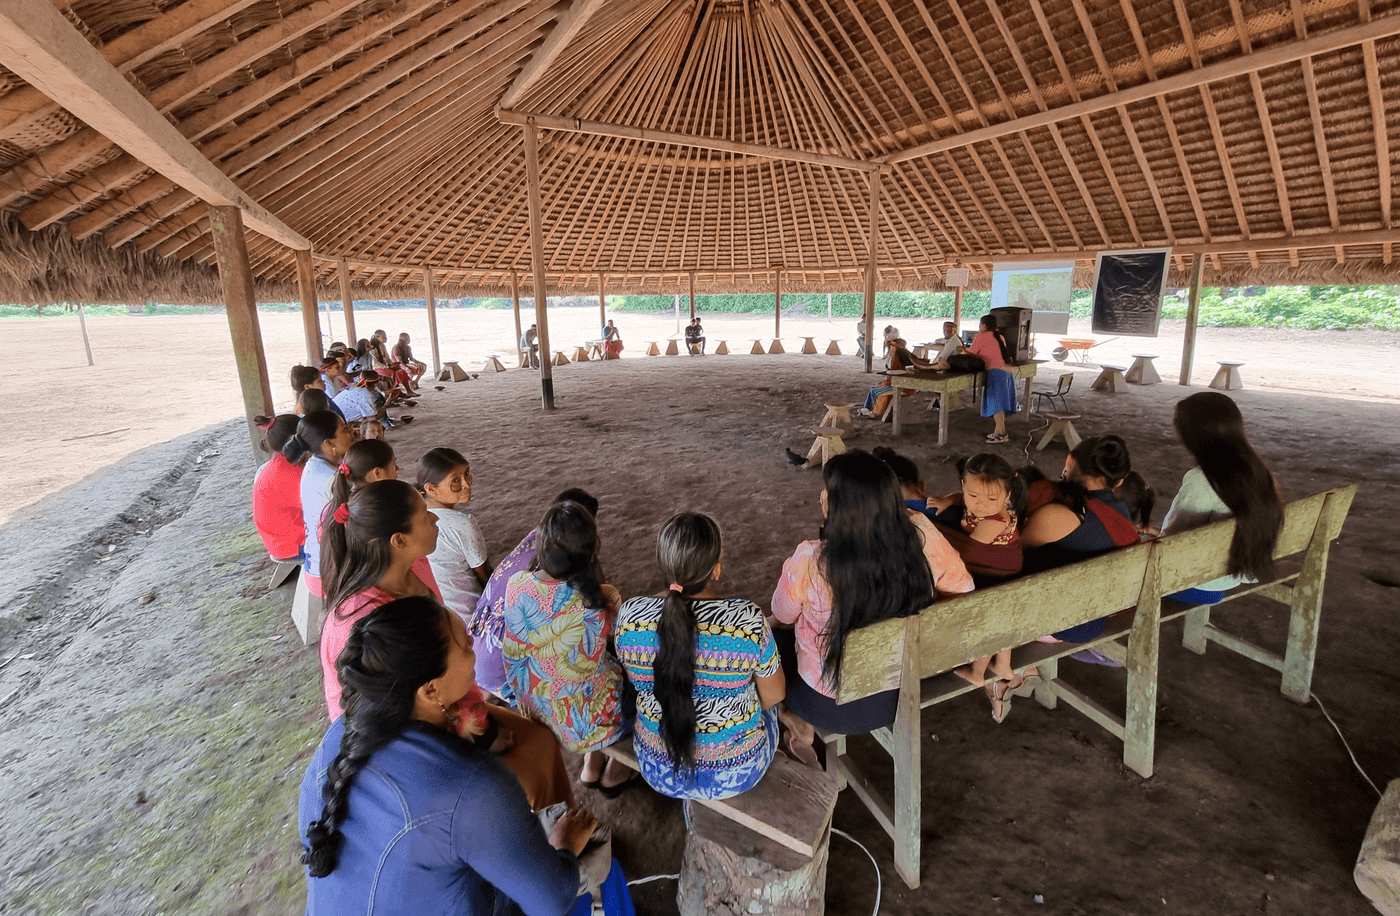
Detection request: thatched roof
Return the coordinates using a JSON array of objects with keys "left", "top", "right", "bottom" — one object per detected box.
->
[{"left": 1, "top": 0, "right": 1397, "bottom": 304}]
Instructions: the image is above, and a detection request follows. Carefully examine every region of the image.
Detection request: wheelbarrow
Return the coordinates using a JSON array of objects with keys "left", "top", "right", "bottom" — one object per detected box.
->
[{"left": 1052, "top": 336, "right": 1118, "bottom": 363}]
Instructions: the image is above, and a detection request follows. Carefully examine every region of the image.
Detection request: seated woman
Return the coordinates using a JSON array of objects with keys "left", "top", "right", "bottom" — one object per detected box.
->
[
  {"left": 299, "top": 596, "right": 597, "bottom": 915},
  {"left": 772, "top": 450, "right": 973, "bottom": 762},
  {"left": 1020, "top": 435, "right": 1141, "bottom": 647},
  {"left": 616, "top": 513, "right": 785, "bottom": 800},
  {"left": 473, "top": 488, "right": 598, "bottom": 700},
  {"left": 502, "top": 500, "right": 638, "bottom": 797},
  {"left": 370, "top": 329, "right": 417, "bottom": 393},
  {"left": 320, "top": 480, "right": 573, "bottom": 811},
  {"left": 602, "top": 320, "right": 623, "bottom": 359},
  {"left": 392, "top": 332, "right": 428, "bottom": 385},
  {"left": 295, "top": 387, "right": 343, "bottom": 421},
  {"left": 1162, "top": 392, "right": 1282, "bottom": 603},
  {"left": 285, "top": 410, "right": 354, "bottom": 599},
  {"left": 855, "top": 330, "right": 935, "bottom": 419},
  {"left": 251, "top": 414, "right": 305, "bottom": 565}
]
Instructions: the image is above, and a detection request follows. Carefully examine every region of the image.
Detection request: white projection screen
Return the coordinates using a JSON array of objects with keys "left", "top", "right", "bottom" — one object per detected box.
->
[{"left": 990, "top": 261, "right": 1075, "bottom": 336}]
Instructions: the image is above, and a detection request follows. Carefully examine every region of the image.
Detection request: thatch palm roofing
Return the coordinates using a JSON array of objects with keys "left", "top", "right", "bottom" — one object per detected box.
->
[{"left": 0, "top": 0, "right": 1397, "bottom": 302}]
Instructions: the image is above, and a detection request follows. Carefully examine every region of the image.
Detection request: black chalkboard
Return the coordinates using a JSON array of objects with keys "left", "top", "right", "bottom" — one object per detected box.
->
[{"left": 1091, "top": 250, "right": 1169, "bottom": 336}]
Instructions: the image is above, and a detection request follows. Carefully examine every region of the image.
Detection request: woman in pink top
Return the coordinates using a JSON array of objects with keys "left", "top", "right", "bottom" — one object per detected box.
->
[
  {"left": 967, "top": 314, "right": 1018, "bottom": 443},
  {"left": 771, "top": 450, "right": 973, "bottom": 762},
  {"left": 250, "top": 414, "right": 305, "bottom": 562}
]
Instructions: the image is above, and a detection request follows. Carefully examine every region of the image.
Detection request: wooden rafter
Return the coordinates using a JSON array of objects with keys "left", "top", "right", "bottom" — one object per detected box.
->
[{"left": 498, "top": 0, "right": 606, "bottom": 111}]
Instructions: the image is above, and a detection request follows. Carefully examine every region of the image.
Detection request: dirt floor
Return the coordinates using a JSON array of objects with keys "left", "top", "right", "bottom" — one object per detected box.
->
[{"left": 2, "top": 311, "right": 1398, "bottom": 915}]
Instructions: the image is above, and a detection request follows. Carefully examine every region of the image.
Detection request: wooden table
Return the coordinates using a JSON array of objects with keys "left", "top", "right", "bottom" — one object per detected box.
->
[{"left": 888, "top": 360, "right": 1040, "bottom": 445}]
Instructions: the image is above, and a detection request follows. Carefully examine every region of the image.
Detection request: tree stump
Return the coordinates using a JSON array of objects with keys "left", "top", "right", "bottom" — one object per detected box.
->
[
  {"left": 1356, "top": 779, "right": 1400, "bottom": 916},
  {"left": 677, "top": 820, "right": 830, "bottom": 916}
]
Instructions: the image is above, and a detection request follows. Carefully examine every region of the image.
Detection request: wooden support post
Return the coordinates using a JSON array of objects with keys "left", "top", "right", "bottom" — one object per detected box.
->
[
  {"left": 827, "top": 292, "right": 832, "bottom": 322},
  {"left": 774, "top": 269, "right": 782, "bottom": 338},
  {"left": 1123, "top": 547, "right": 1163, "bottom": 778},
  {"left": 688, "top": 269, "right": 696, "bottom": 320},
  {"left": 892, "top": 615, "right": 921, "bottom": 889},
  {"left": 953, "top": 287, "right": 963, "bottom": 329},
  {"left": 596, "top": 272, "right": 606, "bottom": 333},
  {"left": 295, "top": 248, "right": 322, "bottom": 365},
  {"left": 1180, "top": 253, "right": 1204, "bottom": 386},
  {"left": 862, "top": 170, "right": 883, "bottom": 374},
  {"left": 422, "top": 267, "right": 440, "bottom": 377},
  {"left": 523, "top": 120, "right": 554, "bottom": 409},
  {"left": 209, "top": 206, "right": 273, "bottom": 458},
  {"left": 674, "top": 294, "right": 682, "bottom": 334},
  {"left": 76, "top": 303, "right": 94, "bottom": 366},
  {"left": 337, "top": 258, "right": 357, "bottom": 345},
  {"left": 321, "top": 297, "right": 335, "bottom": 341},
  {"left": 510, "top": 269, "right": 523, "bottom": 347}
]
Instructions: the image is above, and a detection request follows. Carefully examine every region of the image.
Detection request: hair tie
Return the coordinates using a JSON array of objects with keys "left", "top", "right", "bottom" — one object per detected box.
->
[
  {"left": 668, "top": 583, "right": 684, "bottom": 593},
  {"left": 338, "top": 463, "right": 351, "bottom": 477},
  {"left": 333, "top": 504, "right": 351, "bottom": 524},
  {"left": 257, "top": 417, "right": 274, "bottom": 430}
]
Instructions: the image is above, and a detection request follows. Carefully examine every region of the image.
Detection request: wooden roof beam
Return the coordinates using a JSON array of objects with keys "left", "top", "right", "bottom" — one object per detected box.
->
[
  {"left": 884, "top": 10, "right": 1400, "bottom": 165},
  {"left": 0, "top": 0, "right": 307, "bottom": 250},
  {"left": 497, "top": 109, "right": 882, "bottom": 172},
  {"left": 498, "top": 0, "right": 605, "bottom": 110}
]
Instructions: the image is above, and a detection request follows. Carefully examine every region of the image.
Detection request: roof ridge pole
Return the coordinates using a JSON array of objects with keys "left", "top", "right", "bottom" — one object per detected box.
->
[
  {"left": 523, "top": 119, "right": 555, "bottom": 409},
  {"left": 1179, "top": 253, "right": 1205, "bottom": 387},
  {"left": 423, "top": 267, "right": 441, "bottom": 377},
  {"left": 295, "top": 249, "right": 323, "bottom": 365},
  {"left": 210, "top": 206, "right": 274, "bottom": 460},
  {"left": 337, "top": 259, "right": 358, "bottom": 344},
  {"left": 862, "top": 170, "right": 884, "bottom": 374}
]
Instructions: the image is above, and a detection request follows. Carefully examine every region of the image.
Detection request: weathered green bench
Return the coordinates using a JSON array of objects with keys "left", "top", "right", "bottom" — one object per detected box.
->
[{"left": 822, "top": 483, "right": 1356, "bottom": 889}]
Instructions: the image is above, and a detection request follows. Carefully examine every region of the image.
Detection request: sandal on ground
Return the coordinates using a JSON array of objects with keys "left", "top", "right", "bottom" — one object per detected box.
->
[
  {"left": 1007, "top": 668, "right": 1043, "bottom": 699},
  {"left": 986, "top": 432, "right": 1010, "bottom": 443},
  {"left": 579, "top": 765, "right": 604, "bottom": 791},
  {"left": 784, "top": 732, "right": 820, "bottom": 769},
  {"left": 598, "top": 770, "right": 645, "bottom": 799},
  {"left": 985, "top": 680, "right": 1012, "bottom": 723}
]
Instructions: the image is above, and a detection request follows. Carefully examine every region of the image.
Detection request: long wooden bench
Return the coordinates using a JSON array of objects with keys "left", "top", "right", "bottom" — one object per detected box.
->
[{"left": 823, "top": 483, "right": 1355, "bottom": 889}]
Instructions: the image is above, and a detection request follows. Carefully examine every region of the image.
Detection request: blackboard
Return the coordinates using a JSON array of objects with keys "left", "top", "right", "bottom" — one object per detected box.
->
[{"left": 1091, "top": 249, "right": 1171, "bottom": 336}]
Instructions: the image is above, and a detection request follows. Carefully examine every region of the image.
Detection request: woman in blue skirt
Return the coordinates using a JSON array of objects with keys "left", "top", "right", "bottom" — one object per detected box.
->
[{"left": 967, "top": 314, "right": 1017, "bottom": 443}]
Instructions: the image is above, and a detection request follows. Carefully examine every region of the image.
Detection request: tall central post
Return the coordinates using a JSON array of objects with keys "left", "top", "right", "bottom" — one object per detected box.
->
[
  {"left": 524, "top": 120, "right": 554, "bottom": 409},
  {"left": 209, "top": 206, "right": 274, "bottom": 459},
  {"left": 862, "top": 169, "right": 884, "bottom": 374},
  {"left": 774, "top": 269, "right": 782, "bottom": 337},
  {"left": 597, "top": 272, "right": 607, "bottom": 333}
]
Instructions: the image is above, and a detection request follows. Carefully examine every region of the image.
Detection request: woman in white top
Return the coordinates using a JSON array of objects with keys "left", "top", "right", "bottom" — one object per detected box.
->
[{"left": 1163, "top": 392, "right": 1283, "bottom": 602}]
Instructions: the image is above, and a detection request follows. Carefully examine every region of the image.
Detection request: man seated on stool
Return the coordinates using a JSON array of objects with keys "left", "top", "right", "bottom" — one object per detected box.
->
[
  {"left": 685, "top": 317, "right": 706, "bottom": 355},
  {"left": 519, "top": 324, "right": 540, "bottom": 368}
]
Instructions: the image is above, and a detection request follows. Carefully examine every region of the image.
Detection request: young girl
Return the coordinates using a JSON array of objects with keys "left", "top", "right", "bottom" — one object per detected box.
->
[
  {"left": 967, "top": 314, "right": 1016, "bottom": 443},
  {"left": 418, "top": 448, "right": 492, "bottom": 627},
  {"left": 616, "top": 513, "right": 785, "bottom": 800},
  {"left": 251, "top": 414, "right": 305, "bottom": 564},
  {"left": 283, "top": 410, "right": 354, "bottom": 598},
  {"left": 502, "top": 501, "right": 637, "bottom": 797},
  {"left": 358, "top": 417, "right": 385, "bottom": 440},
  {"left": 328, "top": 439, "right": 397, "bottom": 509}
]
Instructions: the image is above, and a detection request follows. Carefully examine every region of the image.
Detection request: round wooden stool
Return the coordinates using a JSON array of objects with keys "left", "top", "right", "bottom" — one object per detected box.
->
[
  {"left": 1210, "top": 360, "right": 1245, "bottom": 390},
  {"left": 1037, "top": 412, "right": 1083, "bottom": 451},
  {"left": 825, "top": 339, "right": 842, "bottom": 355},
  {"left": 820, "top": 402, "right": 856, "bottom": 429},
  {"left": 715, "top": 340, "right": 730, "bottom": 354},
  {"left": 645, "top": 341, "right": 661, "bottom": 356},
  {"left": 768, "top": 338, "right": 786, "bottom": 354}
]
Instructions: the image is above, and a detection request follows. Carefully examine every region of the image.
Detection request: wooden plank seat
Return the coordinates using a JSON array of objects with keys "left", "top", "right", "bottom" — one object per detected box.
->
[
  {"left": 1091, "top": 363, "right": 1127, "bottom": 392},
  {"left": 822, "top": 484, "right": 1355, "bottom": 890}
]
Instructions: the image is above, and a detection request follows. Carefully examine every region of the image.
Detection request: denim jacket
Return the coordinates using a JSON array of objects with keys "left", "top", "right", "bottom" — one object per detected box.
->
[{"left": 299, "top": 719, "right": 580, "bottom": 915}]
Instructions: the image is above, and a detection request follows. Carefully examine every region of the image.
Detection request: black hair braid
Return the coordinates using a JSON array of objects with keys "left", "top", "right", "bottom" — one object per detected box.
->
[{"left": 654, "top": 591, "right": 699, "bottom": 772}]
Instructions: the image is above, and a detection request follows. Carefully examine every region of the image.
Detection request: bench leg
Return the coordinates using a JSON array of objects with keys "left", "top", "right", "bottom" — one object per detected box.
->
[
  {"left": 1281, "top": 497, "right": 1344, "bottom": 702},
  {"left": 892, "top": 693, "right": 920, "bottom": 889},
  {"left": 1182, "top": 607, "right": 1210, "bottom": 654},
  {"left": 823, "top": 734, "right": 848, "bottom": 790},
  {"left": 1033, "top": 655, "right": 1058, "bottom": 709},
  {"left": 1122, "top": 555, "right": 1163, "bottom": 778}
]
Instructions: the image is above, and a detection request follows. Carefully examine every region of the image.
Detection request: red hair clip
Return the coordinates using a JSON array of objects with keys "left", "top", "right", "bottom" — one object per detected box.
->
[
  {"left": 257, "top": 418, "right": 274, "bottom": 430},
  {"left": 333, "top": 504, "right": 351, "bottom": 524},
  {"left": 338, "top": 463, "right": 351, "bottom": 477}
]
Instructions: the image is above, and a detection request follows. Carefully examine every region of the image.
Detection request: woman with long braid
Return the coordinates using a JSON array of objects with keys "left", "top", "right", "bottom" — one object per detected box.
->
[
  {"left": 299, "top": 596, "right": 596, "bottom": 914},
  {"left": 616, "top": 513, "right": 785, "bottom": 800}
]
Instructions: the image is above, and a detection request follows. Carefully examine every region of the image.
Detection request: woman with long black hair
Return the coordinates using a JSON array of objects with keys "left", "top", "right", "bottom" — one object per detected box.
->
[
  {"left": 616, "top": 513, "right": 785, "bottom": 799},
  {"left": 771, "top": 450, "right": 972, "bottom": 762},
  {"left": 967, "top": 314, "right": 1017, "bottom": 443},
  {"left": 1163, "top": 391, "right": 1283, "bottom": 601},
  {"left": 299, "top": 596, "right": 596, "bottom": 914},
  {"left": 284, "top": 409, "right": 354, "bottom": 599}
]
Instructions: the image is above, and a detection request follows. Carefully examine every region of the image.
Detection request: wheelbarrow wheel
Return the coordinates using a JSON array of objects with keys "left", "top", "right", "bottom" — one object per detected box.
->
[{"left": 1052, "top": 347, "right": 1069, "bottom": 362}]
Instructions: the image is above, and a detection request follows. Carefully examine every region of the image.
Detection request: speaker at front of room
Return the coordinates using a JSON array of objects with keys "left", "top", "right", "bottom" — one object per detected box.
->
[{"left": 990, "top": 306, "right": 1033, "bottom": 362}]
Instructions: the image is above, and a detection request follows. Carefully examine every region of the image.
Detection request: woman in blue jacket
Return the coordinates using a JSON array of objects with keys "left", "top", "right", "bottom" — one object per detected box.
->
[{"left": 299, "top": 596, "right": 597, "bottom": 915}]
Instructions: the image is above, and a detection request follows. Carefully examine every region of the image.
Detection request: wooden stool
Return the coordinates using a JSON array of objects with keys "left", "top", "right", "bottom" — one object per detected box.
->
[
  {"left": 1210, "top": 360, "right": 1245, "bottom": 390},
  {"left": 439, "top": 360, "right": 469, "bottom": 381},
  {"left": 1091, "top": 364, "right": 1127, "bottom": 392},
  {"left": 572, "top": 346, "right": 590, "bottom": 361},
  {"left": 1356, "top": 780, "right": 1400, "bottom": 916},
  {"left": 665, "top": 339, "right": 680, "bottom": 356},
  {"left": 645, "top": 341, "right": 661, "bottom": 356},
  {"left": 1036, "top": 411, "right": 1083, "bottom": 451},
  {"left": 715, "top": 340, "right": 729, "bottom": 355},
  {"left": 800, "top": 336, "right": 817, "bottom": 354},
  {"left": 825, "top": 339, "right": 842, "bottom": 355},
  {"left": 804, "top": 426, "right": 846, "bottom": 467},
  {"left": 749, "top": 340, "right": 766, "bottom": 354},
  {"left": 552, "top": 351, "right": 569, "bottom": 366},
  {"left": 1125, "top": 353, "right": 1161, "bottom": 385},
  {"left": 291, "top": 573, "right": 325, "bottom": 646},
  {"left": 268, "top": 556, "right": 300, "bottom": 589},
  {"left": 482, "top": 356, "right": 506, "bottom": 373},
  {"left": 819, "top": 402, "right": 856, "bottom": 430},
  {"left": 768, "top": 339, "right": 786, "bottom": 354}
]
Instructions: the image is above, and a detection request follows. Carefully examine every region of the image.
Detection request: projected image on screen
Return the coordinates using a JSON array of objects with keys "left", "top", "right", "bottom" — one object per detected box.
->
[
  {"left": 990, "top": 262, "right": 1074, "bottom": 312},
  {"left": 1091, "top": 249, "right": 1171, "bottom": 337}
]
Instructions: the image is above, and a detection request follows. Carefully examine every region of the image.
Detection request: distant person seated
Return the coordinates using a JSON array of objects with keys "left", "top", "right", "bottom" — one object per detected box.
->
[
  {"left": 297, "top": 387, "right": 345, "bottom": 422},
  {"left": 602, "top": 320, "right": 623, "bottom": 359},
  {"left": 520, "top": 325, "right": 540, "bottom": 369},
  {"left": 393, "top": 333, "right": 428, "bottom": 384},
  {"left": 855, "top": 321, "right": 867, "bottom": 359},
  {"left": 684, "top": 318, "right": 706, "bottom": 355},
  {"left": 855, "top": 328, "right": 935, "bottom": 419},
  {"left": 320, "top": 356, "right": 349, "bottom": 396},
  {"left": 346, "top": 339, "right": 374, "bottom": 373},
  {"left": 931, "top": 321, "right": 965, "bottom": 369},
  {"left": 333, "top": 371, "right": 387, "bottom": 423},
  {"left": 371, "top": 329, "right": 417, "bottom": 394},
  {"left": 251, "top": 414, "right": 305, "bottom": 565}
]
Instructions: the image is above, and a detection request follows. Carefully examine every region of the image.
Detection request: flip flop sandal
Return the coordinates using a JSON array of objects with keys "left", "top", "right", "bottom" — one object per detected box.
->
[
  {"left": 986, "top": 432, "right": 1010, "bottom": 443},
  {"left": 1007, "top": 669, "right": 1043, "bottom": 698},
  {"left": 986, "top": 680, "right": 1012, "bottom": 723},
  {"left": 599, "top": 771, "right": 645, "bottom": 799},
  {"left": 784, "top": 732, "right": 820, "bottom": 769}
]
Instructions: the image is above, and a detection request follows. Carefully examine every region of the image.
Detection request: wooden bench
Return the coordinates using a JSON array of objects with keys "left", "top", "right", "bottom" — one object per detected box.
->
[
  {"left": 1211, "top": 360, "right": 1246, "bottom": 390},
  {"left": 602, "top": 739, "right": 839, "bottom": 914},
  {"left": 824, "top": 484, "right": 1355, "bottom": 889},
  {"left": 1091, "top": 363, "right": 1127, "bottom": 392}
]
